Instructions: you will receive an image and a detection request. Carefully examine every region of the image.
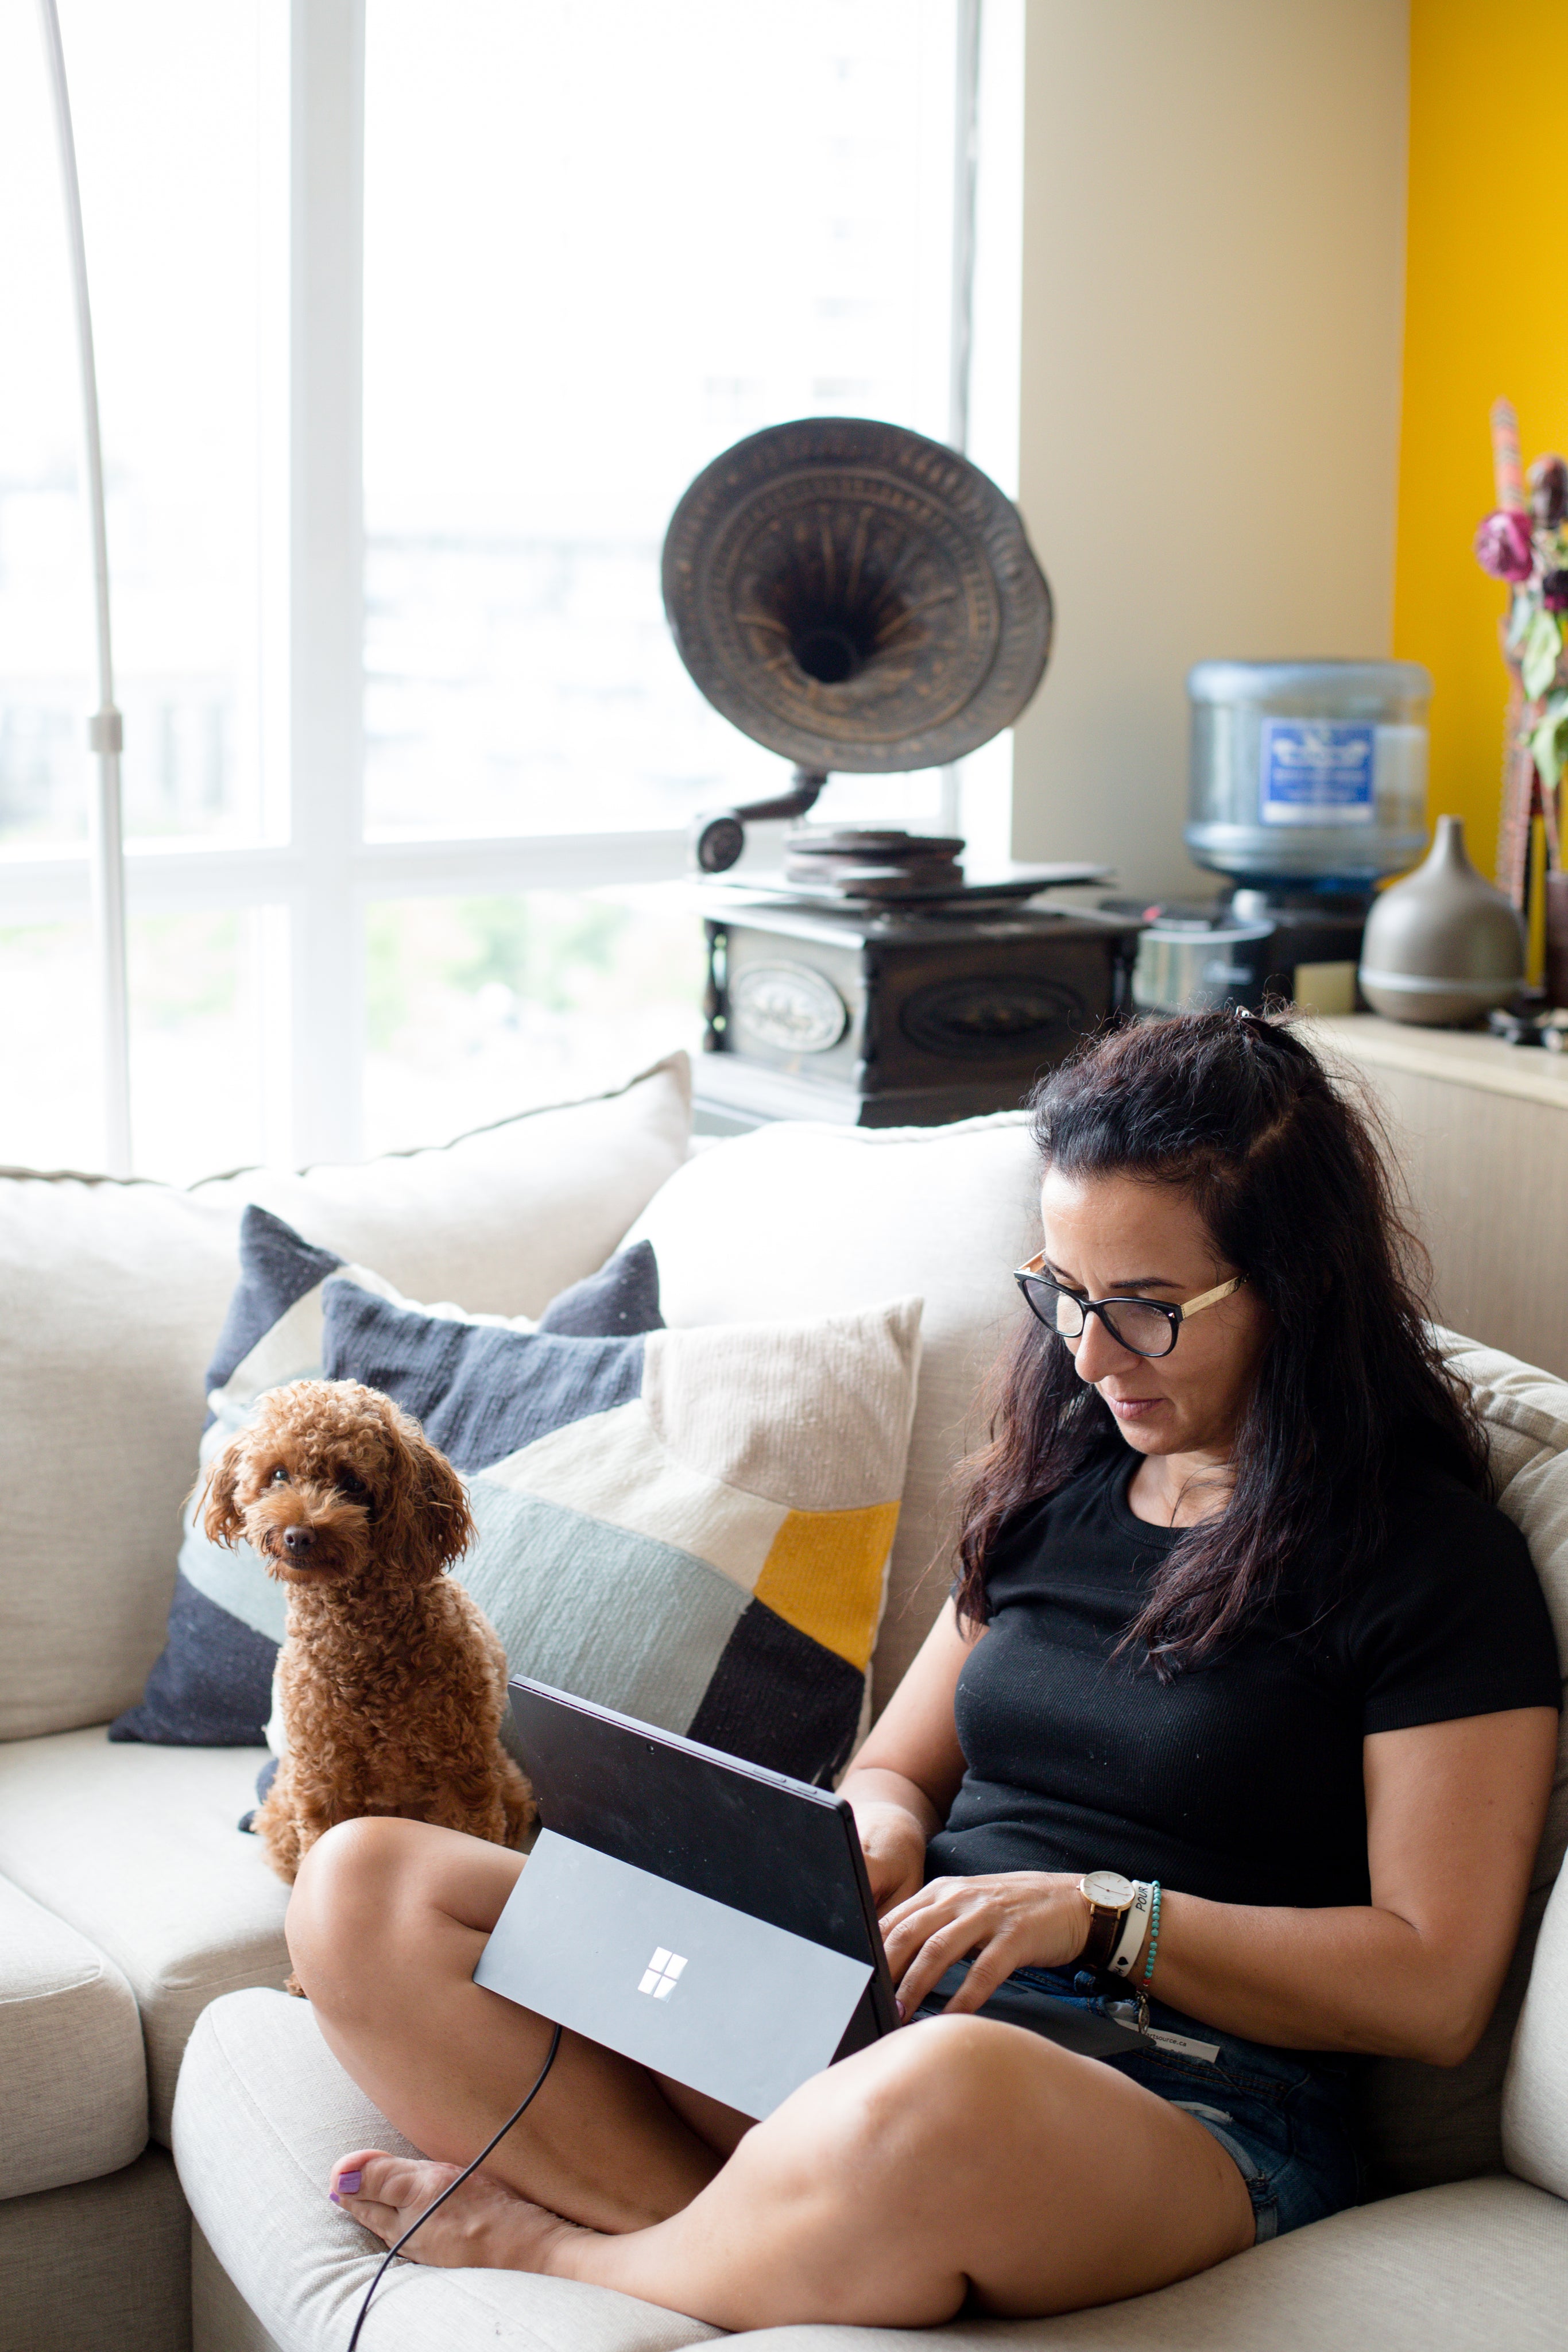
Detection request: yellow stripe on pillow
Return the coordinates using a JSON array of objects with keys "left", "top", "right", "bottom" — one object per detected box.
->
[{"left": 753, "top": 1501, "right": 901, "bottom": 1672}]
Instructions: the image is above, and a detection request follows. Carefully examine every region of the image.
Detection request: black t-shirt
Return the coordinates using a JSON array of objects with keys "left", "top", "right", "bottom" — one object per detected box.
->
[{"left": 926, "top": 1441, "right": 1561, "bottom": 1910}]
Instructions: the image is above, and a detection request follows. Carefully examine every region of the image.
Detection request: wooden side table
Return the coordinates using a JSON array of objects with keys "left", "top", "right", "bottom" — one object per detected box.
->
[{"left": 1308, "top": 1015, "right": 1568, "bottom": 1379}]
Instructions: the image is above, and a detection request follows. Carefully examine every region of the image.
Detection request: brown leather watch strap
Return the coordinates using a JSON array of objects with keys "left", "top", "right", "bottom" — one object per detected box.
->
[{"left": 1080, "top": 1901, "right": 1124, "bottom": 1973}]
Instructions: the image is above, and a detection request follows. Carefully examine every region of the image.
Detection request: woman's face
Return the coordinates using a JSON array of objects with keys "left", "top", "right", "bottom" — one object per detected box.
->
[{"left": 1037, "top": 1167, "right": 1272, "bottom": 1463}]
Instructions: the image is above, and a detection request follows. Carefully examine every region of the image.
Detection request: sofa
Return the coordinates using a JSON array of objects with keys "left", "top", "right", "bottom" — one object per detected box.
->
[{"left": 2, "top": 1050, "right": 1565, "bottom": 2352}]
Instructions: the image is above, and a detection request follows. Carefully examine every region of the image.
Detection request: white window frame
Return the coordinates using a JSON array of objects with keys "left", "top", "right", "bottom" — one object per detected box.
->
[{"left": 3, "top": 0, "right": 1018, "bottom": 1173}]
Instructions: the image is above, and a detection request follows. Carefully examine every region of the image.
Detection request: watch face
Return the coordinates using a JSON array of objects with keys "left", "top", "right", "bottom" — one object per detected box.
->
[{"left": 1081, "top": 1870, "right": 1136, "bottom": 1911}]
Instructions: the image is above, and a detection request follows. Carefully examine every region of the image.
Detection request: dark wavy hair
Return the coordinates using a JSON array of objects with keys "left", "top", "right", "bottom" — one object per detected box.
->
[{"left": 952, "top": 1010, "right": 1491, "bottom": 1673}]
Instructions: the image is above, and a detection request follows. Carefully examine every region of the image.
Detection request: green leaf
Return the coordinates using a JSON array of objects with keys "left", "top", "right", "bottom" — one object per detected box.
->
[
  {"left": 1528, "top": 690, "right": 1568, "bottom": 792},
  {"left": 1521, "top": 607, "right": 1563, "bottom": 698},
  {"left": 1507, "top": 589, "right": 1536, "bottom": 655},
  {"left": 1530, "top": 709, "right": 1566, "bottom": 792}
]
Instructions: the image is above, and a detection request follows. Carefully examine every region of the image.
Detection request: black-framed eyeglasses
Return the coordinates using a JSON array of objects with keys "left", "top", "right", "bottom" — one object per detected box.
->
[{"left": 1013, "top": 1253, "right": 1245, "bottom": 1360}]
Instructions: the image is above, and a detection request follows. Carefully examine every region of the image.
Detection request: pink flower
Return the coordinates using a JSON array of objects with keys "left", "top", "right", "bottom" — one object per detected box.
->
[{"left": 1474, "top": 508, "right": 1536, "bottom": 582}]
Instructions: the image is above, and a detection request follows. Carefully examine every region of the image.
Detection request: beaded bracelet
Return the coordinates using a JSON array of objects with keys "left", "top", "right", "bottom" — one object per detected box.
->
[{"left": 1143, "top": 1881, "right": 1162, "bottom": 1982}]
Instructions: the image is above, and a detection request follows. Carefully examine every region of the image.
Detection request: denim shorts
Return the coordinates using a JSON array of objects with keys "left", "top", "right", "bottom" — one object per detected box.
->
[{"left": 923, "top": 1962, "right": 1362, "bottom": 2243}]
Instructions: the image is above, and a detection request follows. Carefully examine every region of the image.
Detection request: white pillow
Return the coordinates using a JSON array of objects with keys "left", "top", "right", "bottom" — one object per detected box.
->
[
  {"left": 632, "top": 1109, "right": 1042, "bottom": 1708},
  {"left": 196, "top": 1054, "right": 691, "bottom": 1317}
]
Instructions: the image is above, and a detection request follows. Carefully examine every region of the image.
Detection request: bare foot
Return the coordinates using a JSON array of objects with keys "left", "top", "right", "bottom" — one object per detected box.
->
[{"left": 328, "top": 2149, "right": 591, "bottom": 2274}]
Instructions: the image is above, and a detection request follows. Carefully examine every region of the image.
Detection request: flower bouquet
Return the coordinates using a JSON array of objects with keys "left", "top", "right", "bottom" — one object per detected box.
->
[{"left": 1473, "top": 397, "right": 1566, "bottom": 910}]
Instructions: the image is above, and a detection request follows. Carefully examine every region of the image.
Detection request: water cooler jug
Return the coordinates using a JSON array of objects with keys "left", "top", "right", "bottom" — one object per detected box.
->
[{"left": 1182, "top": 659, "right": 1433, "bottom": 1008}]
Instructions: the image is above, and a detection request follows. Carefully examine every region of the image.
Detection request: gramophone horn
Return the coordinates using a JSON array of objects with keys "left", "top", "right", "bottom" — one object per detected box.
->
[{"left": 664, "top": 416, "right": 1052, "bottom": 870}]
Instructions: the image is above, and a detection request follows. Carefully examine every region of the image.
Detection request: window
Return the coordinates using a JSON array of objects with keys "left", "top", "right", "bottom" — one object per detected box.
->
[
  {"left": 362, "top": 0, "right": 958, "bottom": 844},
  {"left": 0, "top": 0, "right": 276, "bottom": 857},
  {"left": 0, "top": 0, "right": 1008, "bottom": 1180}
]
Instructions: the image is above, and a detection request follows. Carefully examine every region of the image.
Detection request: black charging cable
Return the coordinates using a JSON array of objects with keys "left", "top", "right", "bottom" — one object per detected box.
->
[{"left": 345, "top": 2020, "right": 562, "bottom": 2351}]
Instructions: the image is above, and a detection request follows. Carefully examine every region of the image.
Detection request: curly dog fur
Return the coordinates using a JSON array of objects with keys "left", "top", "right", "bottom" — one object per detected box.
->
[{"left": 204, "top": 1380, "right": 533, "bottom": 1899}]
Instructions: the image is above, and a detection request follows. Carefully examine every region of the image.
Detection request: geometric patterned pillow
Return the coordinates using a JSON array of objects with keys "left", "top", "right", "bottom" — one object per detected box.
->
[
  {"left": 322, "top": 1279, "right": 923, "bottom": 1785},
  {"left": 109, "top": 1205, "right": 664, "bottom": 1748}
]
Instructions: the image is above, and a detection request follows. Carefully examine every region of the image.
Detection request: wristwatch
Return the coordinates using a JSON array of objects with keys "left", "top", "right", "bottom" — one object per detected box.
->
[{"left": 1077, "top": 1870, "right": 1137, "bottom": 1972}]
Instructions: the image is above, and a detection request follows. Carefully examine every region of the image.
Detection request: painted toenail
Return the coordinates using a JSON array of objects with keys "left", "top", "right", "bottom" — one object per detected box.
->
[
  {"left": 895, "top": 1998, "right": 905, "bottom": 2020},
  {"left": 338, "top": 2171, "right": 362, "bottom": 2194},
  {"left": 328, "top": 2192, "right": 340, "bottom": 2205}
]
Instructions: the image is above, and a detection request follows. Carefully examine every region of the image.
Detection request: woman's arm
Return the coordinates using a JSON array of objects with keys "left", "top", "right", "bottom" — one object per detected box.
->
[
  {"left": 1141, "top": 1706, "right": 1558, "bottom": 2063},
  {"left": 839, "top": 1600, "right": 977, "bottom": 1912},
  {"left": 881, "top": 1705, "right": 1558, "bottom": 2064}
]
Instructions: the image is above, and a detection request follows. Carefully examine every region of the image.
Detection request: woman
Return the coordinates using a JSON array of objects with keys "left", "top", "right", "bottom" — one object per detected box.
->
[{"left": 288, "top": 1011, "right": 1560, "bottom": 2326}]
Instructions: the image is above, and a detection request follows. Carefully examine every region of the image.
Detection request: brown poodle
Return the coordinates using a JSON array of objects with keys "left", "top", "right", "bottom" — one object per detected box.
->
[{"left": 203, "top": 1379, "right": 533, "bottom": 1898}]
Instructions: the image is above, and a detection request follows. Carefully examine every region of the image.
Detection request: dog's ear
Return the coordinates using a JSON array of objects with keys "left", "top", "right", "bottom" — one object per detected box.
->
[
  {"left": 199, "top": 1436, "right": 248, "bottom": 1548},
  {"left": 378, "top": 1403, "right": 474, "bottom": 1583}
]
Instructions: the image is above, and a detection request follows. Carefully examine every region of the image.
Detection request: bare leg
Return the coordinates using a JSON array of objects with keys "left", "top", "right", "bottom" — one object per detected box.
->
[
  {"left": 287, "top": 1817, "right": 748, "bottom": 2234},
  {"left": 332, "top": 2015, "right": 1255, "bottom": 2327}
]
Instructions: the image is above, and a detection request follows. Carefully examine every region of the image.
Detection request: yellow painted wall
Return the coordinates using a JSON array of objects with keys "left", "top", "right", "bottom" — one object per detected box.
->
[{"left": 1394, "top": 0, "right": 1568, "bottom": 882}]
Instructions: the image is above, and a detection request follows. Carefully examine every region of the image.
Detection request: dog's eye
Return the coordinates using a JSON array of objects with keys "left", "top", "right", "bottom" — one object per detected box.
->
[
  {"left": 269, "top": 1467, "right": 289, "bottom": 1485},
  {"left": 335, "top": 1468, "right": 369, "bottom": 1502}
]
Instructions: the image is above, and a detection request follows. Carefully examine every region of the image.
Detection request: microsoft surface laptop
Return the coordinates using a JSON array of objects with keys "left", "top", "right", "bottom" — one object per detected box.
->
[
  {"left": 475, "top": 1677, "right": 1135, "bottom": 2119},
  {"left": 475, "top": 1680, "right": 898, "bottom": 2117}
]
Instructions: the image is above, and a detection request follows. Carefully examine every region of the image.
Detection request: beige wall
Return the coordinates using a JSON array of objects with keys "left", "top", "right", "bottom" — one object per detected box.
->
[{"left": 1008, "top": 0, "right": 1410, "bottom": 898}]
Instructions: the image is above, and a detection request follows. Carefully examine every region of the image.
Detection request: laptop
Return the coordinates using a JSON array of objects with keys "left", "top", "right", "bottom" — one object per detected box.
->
[{"left": 475, "top": 1677, "right": 1137, "bottom": 2119}]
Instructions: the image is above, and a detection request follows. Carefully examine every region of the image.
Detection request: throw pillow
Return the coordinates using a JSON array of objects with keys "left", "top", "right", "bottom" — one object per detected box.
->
[
  {"left": 319, "top": 1278, "right": 922, "bottom": 1783},
  {"left": 630, "top": 1111, "right": 1042, "bottom": 1713},
  {"left": 110, "top": 1208, "right": 665, "bottom": 1746}
]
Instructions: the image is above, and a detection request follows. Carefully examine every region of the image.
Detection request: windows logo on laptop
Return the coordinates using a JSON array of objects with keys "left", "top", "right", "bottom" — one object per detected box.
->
[
  {"left": 475, "top": 1678, "right": 896, "bottom": 2117},
  {"left": 638, "top": 1948, "right": 688, "bottom": 2001}
]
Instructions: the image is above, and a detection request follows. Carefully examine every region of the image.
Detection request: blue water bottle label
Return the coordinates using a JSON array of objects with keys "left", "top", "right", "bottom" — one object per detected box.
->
[{"left": 1259, "top": 721, "right": 1376, "bottom": 825}]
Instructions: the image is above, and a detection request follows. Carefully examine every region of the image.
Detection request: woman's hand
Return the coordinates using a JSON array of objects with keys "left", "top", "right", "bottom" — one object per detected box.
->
[
  {"left": 880, "top": 1872, "right": 1091, "bottom": 2019},
  {"left": 851, "top": 1800, "right": 929, "bottom": 1915}
]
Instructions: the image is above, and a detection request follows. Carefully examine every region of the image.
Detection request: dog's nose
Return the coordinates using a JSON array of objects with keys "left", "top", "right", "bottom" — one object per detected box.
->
[{"left": 282, "top": 1526, "right": 316, "bottom": 1556}]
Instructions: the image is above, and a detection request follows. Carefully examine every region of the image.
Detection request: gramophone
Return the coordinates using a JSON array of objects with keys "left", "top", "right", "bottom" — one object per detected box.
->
[{"left": 662, "top": 416, "right": 1140, "bottom": 1127}]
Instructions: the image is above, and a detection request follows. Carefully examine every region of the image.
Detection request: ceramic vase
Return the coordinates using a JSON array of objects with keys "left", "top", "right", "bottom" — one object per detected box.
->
[{"left": 1358, "top": 815, "right": 1525, "bottom": 1026}]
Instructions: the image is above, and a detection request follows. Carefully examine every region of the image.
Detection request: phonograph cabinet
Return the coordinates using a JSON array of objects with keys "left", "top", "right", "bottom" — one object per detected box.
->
[{"left": 661, "top": 416, "right": 1133, "bottom": 1128}]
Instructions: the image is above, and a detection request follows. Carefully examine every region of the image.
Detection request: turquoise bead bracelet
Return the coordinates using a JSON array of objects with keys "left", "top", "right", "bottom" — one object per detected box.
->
[{"left": 1142, "top": 1882, "right": 1162, "bottom": 1982}]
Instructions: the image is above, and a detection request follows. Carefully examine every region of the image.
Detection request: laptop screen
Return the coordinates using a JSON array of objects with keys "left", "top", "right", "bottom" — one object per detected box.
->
[{"left": 508, "top": 1678, "right": 880, "bottom": 1965}]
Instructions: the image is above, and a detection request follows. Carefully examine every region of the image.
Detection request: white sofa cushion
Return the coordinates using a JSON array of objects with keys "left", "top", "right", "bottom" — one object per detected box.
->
[
  {"left": 0, "top": 1171, "right": 242, "bottom": 1744},
  {"left": 1449, "top": 1340, "right": 1568, "bottom": 1896},
  {"left": 631, "top": 1113, "right": 1041, "bottom": 1707},
  {"left": 176, "top": 1987, "right": 1568, "bottom": 2352},
  {"left": 0, "top": 1057, "right": 691, "bottom": 1741},
  {"left": 0, "top": 1731, "right": 287, "bottom": 2145},
  {"left": 739, "top": 2179, "right": 1568, "bottom": 2350},
  {"left": 0, "top": 2147, "right": 191, "bottom": 2352},
  {"left": 1505, "top": 1859, "right": 1568, "bottom": 2200},
  {"left": 0, "top": 1875, "right": 146, "bottom": 2199},
  {"left": 1353, "top": 1336, "right": 1568, "bottom": 2195},
  {"left": 175, "top": 1989, "right": 723, "bottom": 2352}
]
